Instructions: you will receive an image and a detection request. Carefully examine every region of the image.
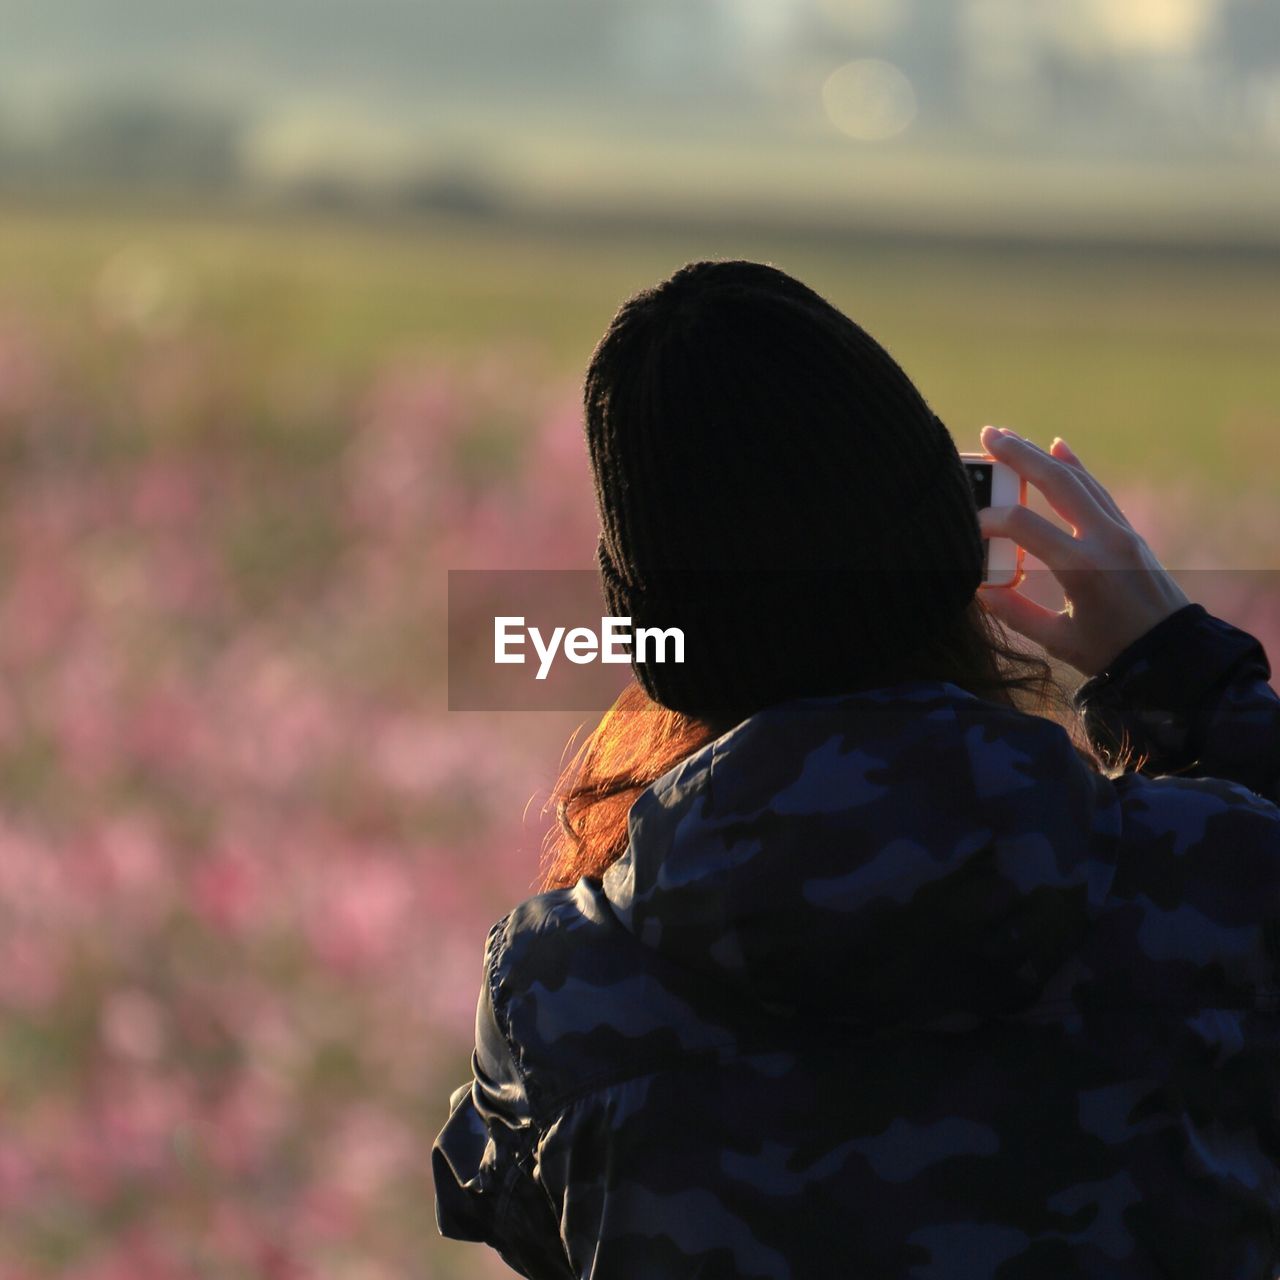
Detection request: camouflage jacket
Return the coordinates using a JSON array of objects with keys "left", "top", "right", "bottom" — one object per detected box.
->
[{"left": 433, "top": 603, "right": 1280, "bottom": 1278}]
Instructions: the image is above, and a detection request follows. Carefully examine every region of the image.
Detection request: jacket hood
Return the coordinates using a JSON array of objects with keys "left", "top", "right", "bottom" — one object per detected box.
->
[{"left": 602, "top": 681, "right": 1120, "bottom": 1028}]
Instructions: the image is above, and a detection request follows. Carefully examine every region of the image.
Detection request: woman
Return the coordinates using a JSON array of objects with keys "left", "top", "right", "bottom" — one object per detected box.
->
[{"left": 433, "top": 260, "right": 1280, "bottom": 1278}]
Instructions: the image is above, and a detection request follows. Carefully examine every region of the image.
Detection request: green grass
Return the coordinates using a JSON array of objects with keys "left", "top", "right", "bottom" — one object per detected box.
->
[{"left": 1, "top": 201, "right": 1277, "bottom": 494}]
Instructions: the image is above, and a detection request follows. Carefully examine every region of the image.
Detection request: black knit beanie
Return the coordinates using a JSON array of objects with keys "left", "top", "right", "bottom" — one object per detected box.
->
[{"left": 584, "top": 260, "right": 984, "bottom": 722}]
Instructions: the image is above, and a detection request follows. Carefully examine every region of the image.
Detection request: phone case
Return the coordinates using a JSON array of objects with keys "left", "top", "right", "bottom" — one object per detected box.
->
[{"left": 960, "top": 452, "right": 1027, "bottom": 590}]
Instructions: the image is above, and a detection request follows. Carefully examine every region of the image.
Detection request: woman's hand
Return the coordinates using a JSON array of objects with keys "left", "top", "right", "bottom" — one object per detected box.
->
[{"left": 975, "top": 424, "right": 1191, "bottom": 679}]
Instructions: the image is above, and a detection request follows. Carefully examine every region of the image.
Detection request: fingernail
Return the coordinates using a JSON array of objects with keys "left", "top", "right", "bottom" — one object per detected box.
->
[{"left": 999, "top": 427, "right": 1020, "bottom": 439}]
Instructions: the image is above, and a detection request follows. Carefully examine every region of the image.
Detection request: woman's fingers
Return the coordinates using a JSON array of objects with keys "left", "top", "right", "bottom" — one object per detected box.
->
[
  {"left": 977, "top": 586, "right": 1073, "bottom": 660},
  {"left": 977, "top": 502, "right": 1088, "bottom": 576},
  {"left": 973, "top": 425, "right": 1192, "bottom": 676},
  {"left": 979, "top": 426, "right": 1109, "bottom": 538},
  {"left": 1048, "top": 437, "right": 1127, "bottom": 525}
]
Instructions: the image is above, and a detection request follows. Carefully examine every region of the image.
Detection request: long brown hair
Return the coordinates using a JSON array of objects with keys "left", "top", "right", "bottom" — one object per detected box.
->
[{"left": 540, "top": 593, "right": 1141, "bottom": 892}]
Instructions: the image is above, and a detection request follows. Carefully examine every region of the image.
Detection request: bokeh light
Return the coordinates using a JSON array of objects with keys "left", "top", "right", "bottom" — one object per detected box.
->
[{"left": 821, "top": 58, "right": 918, "bottom": 141}]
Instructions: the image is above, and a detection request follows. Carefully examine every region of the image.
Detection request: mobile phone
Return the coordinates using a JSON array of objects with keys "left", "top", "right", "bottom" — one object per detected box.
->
[{"left": 959, "top": 451, "right": 1026, "bottom": 588}]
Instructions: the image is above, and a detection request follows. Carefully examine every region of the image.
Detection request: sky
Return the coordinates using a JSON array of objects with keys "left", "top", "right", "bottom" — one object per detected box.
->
[
  {"left": 0, "top": 1, "right": 1266, "bottom": 125},
  {"left": 0, "top": 0, "right": 1276, "bottom": 235}
]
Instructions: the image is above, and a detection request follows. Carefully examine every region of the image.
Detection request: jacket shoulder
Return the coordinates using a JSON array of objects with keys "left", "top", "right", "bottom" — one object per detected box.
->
[
  {"left": 492, "top": 880, "right": 739, "bottom": 1119},
  {"left": 1074, "top": 766, "right": 1280, "bottom": 1011}
]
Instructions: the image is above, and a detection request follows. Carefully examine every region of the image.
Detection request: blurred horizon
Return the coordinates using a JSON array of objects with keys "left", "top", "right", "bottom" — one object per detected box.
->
[{"left": 2, "top": 0, "right": 1279, "bottom": 244}]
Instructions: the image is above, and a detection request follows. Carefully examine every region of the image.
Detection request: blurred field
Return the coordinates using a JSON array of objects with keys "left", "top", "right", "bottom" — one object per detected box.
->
[
  {"left": 0, "top": 203, "right": 1277, "bottom": 1278},
  {"left": 3, "top": 203, "right": 1280, "bottom": 492}
]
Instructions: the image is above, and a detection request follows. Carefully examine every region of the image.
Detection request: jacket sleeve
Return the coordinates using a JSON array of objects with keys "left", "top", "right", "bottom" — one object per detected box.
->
[
  {"left": 432, "top": 921, "right": 574, "bottom": 1280},
  {"left": 1073, "top": 603, "right": 1280, "bottom": 804},
  {"left": 1071, "top": 607, "right": 1280, "bottom": 1012}
]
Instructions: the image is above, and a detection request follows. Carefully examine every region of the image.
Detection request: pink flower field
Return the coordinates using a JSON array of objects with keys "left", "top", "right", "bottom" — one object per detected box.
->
[{"left": 0, "top": 293, "right": 1275, "bottom": 1278}]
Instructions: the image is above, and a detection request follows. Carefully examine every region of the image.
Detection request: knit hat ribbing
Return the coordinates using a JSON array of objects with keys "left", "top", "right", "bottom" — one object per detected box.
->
[{"left": 585, "top": 260, "right": 984, "bottom": 721}]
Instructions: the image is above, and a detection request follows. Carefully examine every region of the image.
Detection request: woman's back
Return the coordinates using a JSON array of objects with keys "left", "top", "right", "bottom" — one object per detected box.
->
[{"left": 435, "top": 604, "right": 1280, "bottom": 1278}]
